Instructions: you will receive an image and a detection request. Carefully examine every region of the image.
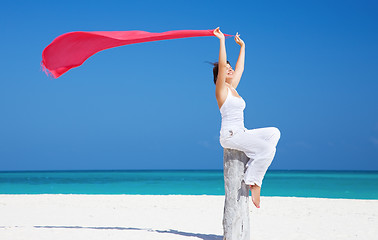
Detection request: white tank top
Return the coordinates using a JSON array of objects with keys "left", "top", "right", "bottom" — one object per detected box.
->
[{"left": 219, "top": 87, "right": 246, "bottom": 138}]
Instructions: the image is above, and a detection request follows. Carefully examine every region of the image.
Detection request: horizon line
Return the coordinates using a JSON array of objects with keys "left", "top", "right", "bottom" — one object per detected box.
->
[{"left": 1, "top": 169, "right": 378, "bottom": 173}]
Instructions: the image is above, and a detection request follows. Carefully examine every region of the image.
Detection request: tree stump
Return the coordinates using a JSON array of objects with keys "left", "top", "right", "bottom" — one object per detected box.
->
[{"left": 223, "top": 148, "right": 250, "bottom": 240}]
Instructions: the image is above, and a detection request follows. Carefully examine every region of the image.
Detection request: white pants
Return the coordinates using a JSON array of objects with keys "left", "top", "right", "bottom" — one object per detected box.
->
[{"left": 220, "top": 126, "right": 281, "bottom": 187}]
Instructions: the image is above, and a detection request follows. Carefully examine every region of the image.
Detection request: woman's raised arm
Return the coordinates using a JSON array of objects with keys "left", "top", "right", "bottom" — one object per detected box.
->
[
  {"left": 213, "top": 27, "right": 227, "bottom": 97},
  {"left": 231, "top": 33, "right": 245, "bottom": 89}
]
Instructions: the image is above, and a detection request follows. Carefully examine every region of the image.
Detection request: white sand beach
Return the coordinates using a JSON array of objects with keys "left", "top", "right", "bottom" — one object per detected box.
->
[{"left": 0, "top": 195, "right": 377, "bottom": 240}]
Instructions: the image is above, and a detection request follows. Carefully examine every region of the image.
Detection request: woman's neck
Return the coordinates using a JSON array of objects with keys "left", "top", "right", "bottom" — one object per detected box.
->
[{"left": 225, "top": 82, "right": 234, "bottom": 89}]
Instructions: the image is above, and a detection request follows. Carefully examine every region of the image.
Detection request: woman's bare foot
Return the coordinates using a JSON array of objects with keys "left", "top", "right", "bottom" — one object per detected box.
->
[{"left": 249, "top": 184, "right": 261, "bottom": 208}]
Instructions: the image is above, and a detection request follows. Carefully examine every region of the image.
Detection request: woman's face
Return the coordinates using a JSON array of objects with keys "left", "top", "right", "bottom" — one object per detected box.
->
[{"left": 226, "top": 64, "right": 234, "bottom": 80}]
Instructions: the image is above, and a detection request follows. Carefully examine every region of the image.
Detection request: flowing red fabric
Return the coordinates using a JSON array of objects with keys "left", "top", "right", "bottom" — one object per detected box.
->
[{"left": 41, "top": 29, "right": 231, "bottom": 78}]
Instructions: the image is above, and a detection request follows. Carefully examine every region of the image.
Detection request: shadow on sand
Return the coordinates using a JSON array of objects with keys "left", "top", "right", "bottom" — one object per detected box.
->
[{"left": 33, "top": 225, "right": 223, "bottom": 240}]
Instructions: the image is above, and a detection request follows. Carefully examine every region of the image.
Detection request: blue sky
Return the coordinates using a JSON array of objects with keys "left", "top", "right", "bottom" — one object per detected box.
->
[{"left": 0, "top": 0, "right": 377, "bottom": 171}]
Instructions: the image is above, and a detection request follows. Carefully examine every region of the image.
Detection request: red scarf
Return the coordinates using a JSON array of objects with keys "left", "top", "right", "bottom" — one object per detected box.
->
[{"left": 41, "top": 29, "right": 231, "bottom": 78}]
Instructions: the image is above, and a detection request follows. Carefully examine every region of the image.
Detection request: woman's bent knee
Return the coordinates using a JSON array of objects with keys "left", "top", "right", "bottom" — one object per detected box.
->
[
  {"left": 271, "top": 127, "right": 281, "bottom": 144},
  {"left": 272, "top": 127, "right": 281, "bottom": 138}
]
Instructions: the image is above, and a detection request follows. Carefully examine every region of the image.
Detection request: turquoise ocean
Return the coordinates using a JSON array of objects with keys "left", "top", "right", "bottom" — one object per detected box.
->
[{"left": 0, "top": 170, "right": 377, "bottom": 200}]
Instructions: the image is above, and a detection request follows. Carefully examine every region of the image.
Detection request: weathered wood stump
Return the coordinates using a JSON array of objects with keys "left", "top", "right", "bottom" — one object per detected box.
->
[{"left": 223, "top": 148, "right": 250, "bottom": 240}]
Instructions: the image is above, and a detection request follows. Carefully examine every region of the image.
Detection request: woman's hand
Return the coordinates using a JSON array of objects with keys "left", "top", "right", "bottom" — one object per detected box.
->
[
  {"left": 235, "top": 32, "right": 245, "bottom": 47},
  {"left": 213, "top": 27, "right": 225, "bottom": 40}
]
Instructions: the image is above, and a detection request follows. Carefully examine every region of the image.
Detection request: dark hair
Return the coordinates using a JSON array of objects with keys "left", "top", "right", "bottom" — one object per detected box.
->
[{"left": 209, "top": 60, "right": 231, "bottom": 85}]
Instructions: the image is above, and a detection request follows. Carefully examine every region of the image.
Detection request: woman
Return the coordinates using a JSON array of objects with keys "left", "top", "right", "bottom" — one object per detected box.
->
[{"left": 213, "top": 27, "right": 281, "bottom": 208}]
